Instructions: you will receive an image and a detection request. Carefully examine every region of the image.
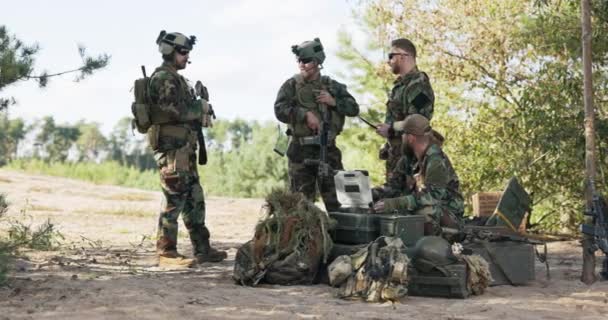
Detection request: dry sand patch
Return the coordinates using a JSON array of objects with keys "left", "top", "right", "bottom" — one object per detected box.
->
[{"left": 0, "top": 169, "right": 607, "bottom": 319}]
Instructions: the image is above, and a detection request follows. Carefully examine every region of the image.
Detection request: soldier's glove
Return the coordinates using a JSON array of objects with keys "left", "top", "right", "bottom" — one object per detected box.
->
[
  {"left": 383, "top": 195, "right": 415, "bottom": 212},
  {"left": 379, "top": 143, "right": 390, "bottom": 160}
]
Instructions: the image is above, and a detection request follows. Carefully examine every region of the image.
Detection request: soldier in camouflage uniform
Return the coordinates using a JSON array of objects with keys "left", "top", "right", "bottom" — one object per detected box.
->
[
  {"left": 148, "top": 31, "right": 226, "bottom": 267},
  {"left": 373, "top": 38, "right": 435, "bottom": 200},
  {"left": 274, "top": 38, "right": 360, "bottom": 211},
  {"left": 373, "top": 114, "right": 463, "bottom": 236}
]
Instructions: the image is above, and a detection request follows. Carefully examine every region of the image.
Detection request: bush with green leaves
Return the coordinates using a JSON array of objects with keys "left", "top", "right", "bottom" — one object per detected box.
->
[
  {"left": 0, "top": 194, "right": 64, "bottom": 285},
  {"left": 335, "top": 0, "right": 608, "bottom": 232}
]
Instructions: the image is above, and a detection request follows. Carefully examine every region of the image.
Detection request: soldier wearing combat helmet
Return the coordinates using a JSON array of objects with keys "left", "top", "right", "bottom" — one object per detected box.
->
[
  {"left": 373, "top": 114, "right": 463, "bottom": 237},
  {"left": 274, "top": 38, "right": 360, "bottom": 211},
  {"left": 148, "top": 30, "right": 226, "bottom": 267}
]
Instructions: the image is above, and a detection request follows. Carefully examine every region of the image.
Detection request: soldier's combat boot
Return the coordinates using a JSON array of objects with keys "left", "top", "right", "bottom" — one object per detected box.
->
[
  {"left": 157, "top": 236, "right": 194, "bottom": 268},
  {"left": 190, "top": 225, "right": 227, "bottom": 263},
  {"left": 158, "top": 252, "right": 195, "bottom": 268}
]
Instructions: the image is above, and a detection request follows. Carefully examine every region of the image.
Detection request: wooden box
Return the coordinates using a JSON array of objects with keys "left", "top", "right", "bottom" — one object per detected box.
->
[{"left": 472, "top": 192, "right": 502, "bottom": 217}]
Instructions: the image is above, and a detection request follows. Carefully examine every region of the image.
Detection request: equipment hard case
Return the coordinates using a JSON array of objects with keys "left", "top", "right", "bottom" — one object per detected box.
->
[
  {"left": 378, "top": 214, "right": 425, "bottom": 247},
  {"left": 329, "top": 211, "right": 378, "bottom": 245},
  {"left": 407, "top": 262, "right": 470, "bottom": 299},
  {"left": 466, "top": 240, "right": 535, "bottom": 286},
  {"left": 329, "top": 211, "right": 425, "bottom": 247}
]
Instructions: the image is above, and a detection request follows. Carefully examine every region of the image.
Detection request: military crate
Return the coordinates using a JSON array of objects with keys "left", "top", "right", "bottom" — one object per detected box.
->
[
  {"left": 329, "top": 211, "right": 378, "bottom": 245},
  {"left": 329, "top": 211, "right": 426, "bottom": 247},
  {"left": 378, "top": 214, "right": 425, "bottom": 247},
  {"left": 472, "top": 192, "right": 502, "bottom": 217},
  {"left": 485, "top": 177, "right": 531, "bottom": 230},
  {"left": 466, "top": 240, "right": 535, "bottom": 286},
  {"left": 408, "top": 262, "right": 470, "bottom": 299}
]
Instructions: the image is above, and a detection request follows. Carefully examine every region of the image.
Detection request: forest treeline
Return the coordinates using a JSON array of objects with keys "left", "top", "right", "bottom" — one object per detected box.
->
[{"left": 2, "top": 1, "right": 608, "bottom": 233}]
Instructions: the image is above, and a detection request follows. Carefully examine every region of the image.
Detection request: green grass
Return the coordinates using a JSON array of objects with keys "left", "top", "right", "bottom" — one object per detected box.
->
[{"left": 7, "top": 159, "right": 158, "bottom": 191}]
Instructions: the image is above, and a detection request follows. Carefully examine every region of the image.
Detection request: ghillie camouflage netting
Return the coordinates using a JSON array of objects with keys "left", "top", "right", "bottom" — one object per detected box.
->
[{"left": 233, "top": 188, "right": 334, "bottom": 286}]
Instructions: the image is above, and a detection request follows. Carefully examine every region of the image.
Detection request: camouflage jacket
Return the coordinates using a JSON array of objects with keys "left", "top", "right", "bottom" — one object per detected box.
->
[
  {"left": 148, "top": 62, "right": 207, "bottom": 152},
  {"left": 149, "top": 62, "right": 204, "bottom": 125},
  {"left": 385, "top": 67, "right": 434, "bottom": 139},
  {"left": 381, "top": 154, "right": 416, "bottom": 198},
  {"left": 383, "top": 144, "right": 464, "bottom": 217},
  {"left": 274, "top": 74, "right": 359, "bottom": 138}
]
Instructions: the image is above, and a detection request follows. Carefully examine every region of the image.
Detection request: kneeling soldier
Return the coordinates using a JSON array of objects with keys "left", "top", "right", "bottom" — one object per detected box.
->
[{"left": 373, "top": 114, "right": 464, "bottom": 236}]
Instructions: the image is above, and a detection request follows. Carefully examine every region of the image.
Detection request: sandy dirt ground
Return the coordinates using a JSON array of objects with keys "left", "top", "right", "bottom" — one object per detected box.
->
[{"left": 0, "top": 169, "right": 607, "bottom": 320}]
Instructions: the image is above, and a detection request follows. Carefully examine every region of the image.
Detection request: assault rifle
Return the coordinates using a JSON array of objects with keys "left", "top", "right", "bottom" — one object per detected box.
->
[
  {"left": 581, "top": 180, "right": 608, "bottom": 279},
  {"left": 303, "top": 90, "right": 332, "bottom": 178},
  {"left": 453, "top": 226, "right": 551, "bottom": 282},
  {"left": 194, "top": 80, "right": 216, "bottom": 165}
]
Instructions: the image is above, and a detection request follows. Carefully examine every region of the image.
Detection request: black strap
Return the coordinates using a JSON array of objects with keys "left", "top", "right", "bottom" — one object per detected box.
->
[{"left": 535, "top": 243, "right": 551, "bottom": 281}]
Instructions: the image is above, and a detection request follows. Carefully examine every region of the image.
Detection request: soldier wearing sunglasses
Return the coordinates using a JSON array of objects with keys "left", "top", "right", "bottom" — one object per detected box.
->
[
  {"left": 372, "top": 38, "right": 435, "bottom": 201},
  {"left": 274, "top": 38, "right": 360, "bottom": 211},
  {"left": 147, "top": 31, "right": 227, "bottom": 268}
]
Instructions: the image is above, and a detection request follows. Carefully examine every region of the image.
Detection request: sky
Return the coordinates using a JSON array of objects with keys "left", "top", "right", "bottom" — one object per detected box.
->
[{"left": 1, "top": 0, "right": 369, "bottom": 135}]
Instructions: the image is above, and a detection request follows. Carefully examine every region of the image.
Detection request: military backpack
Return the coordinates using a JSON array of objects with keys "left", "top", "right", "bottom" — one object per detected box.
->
[{"left": 131, "top": 66, "right": 153, "bottom": 134}]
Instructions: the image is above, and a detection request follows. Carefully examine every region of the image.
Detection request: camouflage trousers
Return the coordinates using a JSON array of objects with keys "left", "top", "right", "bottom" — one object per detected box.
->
[
  {"left": 414, "top": 205, "right": 463, "bottom": 238},
  {"left": 154, "top": 145, "right": 208, "bottom": 256},
  {"left": 383, "top": 139, "right": 403, "bottom": 183},
  {"left": 287, "top": 143, "right": 344, "bottom": 211}
]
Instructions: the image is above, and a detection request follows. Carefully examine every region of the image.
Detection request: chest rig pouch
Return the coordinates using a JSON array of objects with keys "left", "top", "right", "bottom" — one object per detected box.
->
[
  {"left": 131, "top": 66, "right": 189, "bottom": 132},
  {"left": 147, "top": 66, "right": 199, "bottom": 152},
  {"left": 290, "top": 75, "right": 344, "bottom": 138}
]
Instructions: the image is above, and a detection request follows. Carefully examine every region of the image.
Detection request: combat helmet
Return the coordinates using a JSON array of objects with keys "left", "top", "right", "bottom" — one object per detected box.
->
[
  {"left": 291, "top": 38, "right": 326, "bottom": 64},
  {"left": 409, "top": 236, "right": 458, "bottom": 273},
  {"left": 156, "top": 30, "right": 197, "bottom": 55}
]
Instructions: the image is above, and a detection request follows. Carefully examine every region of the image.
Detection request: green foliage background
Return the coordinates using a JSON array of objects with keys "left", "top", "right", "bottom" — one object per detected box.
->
[
  {"left": 4, "top": 119, "right": 289, "bottom": 198},
  {"left": 335, "top": 0, "right": 608, "bottom": 231}
]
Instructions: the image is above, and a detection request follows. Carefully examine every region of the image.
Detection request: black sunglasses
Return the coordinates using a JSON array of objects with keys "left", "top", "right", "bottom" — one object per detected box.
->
[
  {"left": 176, "top": 48, "right": 190, "bottom": 55},
  {"left": 388, "top": 52, "right": 410, "bottom": 60},
  {"left": 298, "top": 57, "right": 314, "bottom": 64}
]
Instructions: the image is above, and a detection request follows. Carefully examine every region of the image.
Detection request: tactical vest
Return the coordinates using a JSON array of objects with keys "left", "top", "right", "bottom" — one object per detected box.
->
[
  {"left": 146, "top": 66, "right": 198, "bottom": 151},
  {"left": 289, "top": 74, "right": 345, "bottom": 138},
  {"left": 132, "top": 65, "right": 195, "bottom": 128},
  {"left": 148, "top": 66, "right": 196, "bottom": 124}
]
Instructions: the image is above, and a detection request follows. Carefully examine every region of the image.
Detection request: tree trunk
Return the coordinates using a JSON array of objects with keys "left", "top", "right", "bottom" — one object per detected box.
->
[{"left": 581, "top": 0, "right": 597, "bottom": 285}]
